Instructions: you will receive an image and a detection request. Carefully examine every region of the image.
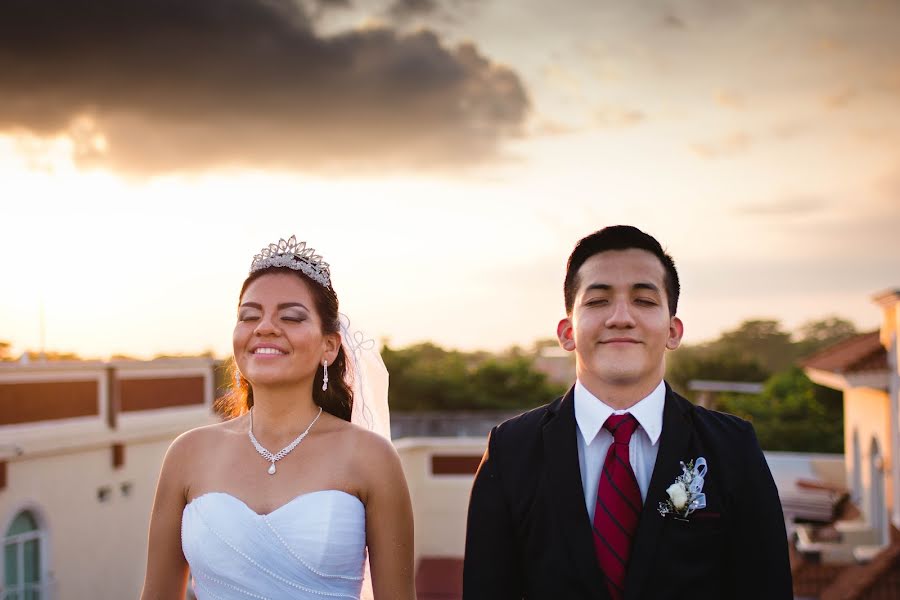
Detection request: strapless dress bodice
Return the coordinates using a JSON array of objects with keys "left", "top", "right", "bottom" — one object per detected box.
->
[{"left": 182, "top": 490, "right": 366, "bottom": 599}]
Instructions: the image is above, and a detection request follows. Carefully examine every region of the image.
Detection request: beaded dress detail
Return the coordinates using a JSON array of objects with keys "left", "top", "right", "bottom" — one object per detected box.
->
[{"left": 182, "top": 490, "right": 366, "bottom": 599}]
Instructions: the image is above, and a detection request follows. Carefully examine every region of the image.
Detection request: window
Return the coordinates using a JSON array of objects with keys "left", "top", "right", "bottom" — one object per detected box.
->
[
  {"left": 430, "top": 454, "right": 482, "bottom": 476},
  {"left": 3, "top": 510, "right": 44, "bottom": 600}
]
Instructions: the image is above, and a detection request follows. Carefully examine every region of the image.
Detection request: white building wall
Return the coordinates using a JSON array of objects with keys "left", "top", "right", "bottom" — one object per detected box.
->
[
  {"left": 0, "top": 431, "right": 206, "bottom": 600},
  {"left": 873, "top": 291, "right": 900, "bottom": 529},
  {"left": 843, "top": 387, "right": 891, "bottom": 527},
  {"left": 0, "top": 358, "right": 218, "bottom": 600},
  {"left": 395, "top": 437, "right": 486, "bottom": 564},
  {"left": 889, "top": 304, "right": 900, "bottom": 529}
]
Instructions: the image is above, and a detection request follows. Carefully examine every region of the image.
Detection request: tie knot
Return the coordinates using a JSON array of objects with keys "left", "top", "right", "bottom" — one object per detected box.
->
[{"left": 604, "top": 413, "right": 639, "bottom": 444}]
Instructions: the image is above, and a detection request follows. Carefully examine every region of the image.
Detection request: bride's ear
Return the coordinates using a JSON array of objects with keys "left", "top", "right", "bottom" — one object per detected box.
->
[{"left": 324, "top": 332, "right": 341, "bottom": 363}]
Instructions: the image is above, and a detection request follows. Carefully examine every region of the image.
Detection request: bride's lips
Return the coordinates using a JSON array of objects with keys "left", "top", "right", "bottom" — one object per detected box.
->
[{"left": 250, "top": 343, "right": 289, "bottom": 356}]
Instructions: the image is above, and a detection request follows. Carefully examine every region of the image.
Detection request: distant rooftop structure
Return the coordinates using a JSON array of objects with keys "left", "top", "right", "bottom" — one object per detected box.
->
[
  {"left": 391, "top": 410, "right": 522, "bottom": 439},
  {"left": 687, "top": 379, "right": 764, "bottom": 410},
  {"left": 532, "top": 345, "right": 574, "bottom": 386},
  {"left": 872, "top": 288, "right": 900, "bottom": 304},
  {"left": 801, "top": 331, "right": 887, "bottom": 375},
  {"left": 688, "top": 380, "right": 764, "bottom": 394}
]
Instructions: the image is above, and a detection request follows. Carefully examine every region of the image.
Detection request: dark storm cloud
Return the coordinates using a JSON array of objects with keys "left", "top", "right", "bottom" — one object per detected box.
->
[
  {"left": 383, "top": 0, "right": 477, "bottom": 25},
  {"left": 386, "top": 0, "right": 439, "bottom": 20},
  {"left": 313, "top": 0, "right": 353, "bottom": 7},
  {"left": 0, "top": 0, "right": 529, "bottom": 174},
  {"left": 305, "top": 0, "right": 354, "bottom": 19},
  {"left": 661, "top": 12, "right": 686, "bottom": 29}
]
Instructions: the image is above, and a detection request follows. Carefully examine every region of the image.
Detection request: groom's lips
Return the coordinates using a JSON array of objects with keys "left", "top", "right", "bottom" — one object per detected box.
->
[{"left": 600, "top": 337, "right": 640, "bottom": 344}]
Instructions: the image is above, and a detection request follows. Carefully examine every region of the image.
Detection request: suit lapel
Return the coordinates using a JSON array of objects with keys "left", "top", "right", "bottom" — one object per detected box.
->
[
  {"left": 542, "top": 388, "right": 610, "bottom": 600},
  {"left": 624, "top": 386, "right": 694, "bottom": 600}
]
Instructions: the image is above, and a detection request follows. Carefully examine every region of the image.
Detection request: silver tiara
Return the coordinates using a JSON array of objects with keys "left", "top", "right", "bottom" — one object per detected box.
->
[{"left": 249, "top": 235, "right": 331, "bottom": 288}]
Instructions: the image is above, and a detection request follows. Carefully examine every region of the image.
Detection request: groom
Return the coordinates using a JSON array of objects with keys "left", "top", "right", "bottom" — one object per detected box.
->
[{"left": 463, "top": 226, "right": 792, "bottom": 599}]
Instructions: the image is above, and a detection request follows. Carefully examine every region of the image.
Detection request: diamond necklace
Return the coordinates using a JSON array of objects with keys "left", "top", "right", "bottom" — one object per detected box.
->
[{"left": 248, "top": 406, "right": 323, "bottom": 475}]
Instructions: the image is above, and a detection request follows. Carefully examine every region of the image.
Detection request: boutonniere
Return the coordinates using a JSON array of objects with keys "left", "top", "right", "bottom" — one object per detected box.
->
[{"left": 657, "top": 457, "right": 708, "bottom": 520}]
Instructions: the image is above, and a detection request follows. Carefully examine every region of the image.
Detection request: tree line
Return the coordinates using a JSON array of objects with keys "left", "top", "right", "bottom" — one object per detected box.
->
[
  {"left": 666, "top": 317, "right": 855, "bottom": 453},
  {"left": 2, "top": 315, "right": 857, "bottom": 452},
  {"left": 381, "top": 342, "right": 568, "bottom": 412},
  {"left": 381, "top": 316, "right": 855, "bottom": 453}
]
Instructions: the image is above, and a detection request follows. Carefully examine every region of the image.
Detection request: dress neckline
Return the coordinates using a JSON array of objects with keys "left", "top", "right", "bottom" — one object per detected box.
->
[{"left": 185, "top": 489, "right": 363, "bottom": 517}]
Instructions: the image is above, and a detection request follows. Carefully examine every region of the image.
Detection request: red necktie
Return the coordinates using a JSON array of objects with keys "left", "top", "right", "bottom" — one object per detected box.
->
[{"left": 593, "top": 414, "right": 642, "bottom": 600}]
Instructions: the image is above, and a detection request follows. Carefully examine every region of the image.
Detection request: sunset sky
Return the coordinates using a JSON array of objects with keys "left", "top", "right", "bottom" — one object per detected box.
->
[{"left": 1, "top": 0, "right": 898, "bottom": 359}]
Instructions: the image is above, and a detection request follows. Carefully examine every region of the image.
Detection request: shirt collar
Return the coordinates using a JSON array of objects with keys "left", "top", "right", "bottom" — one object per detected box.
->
[{"left": 574, "top": 379, "right": 666, "bottom": 446}]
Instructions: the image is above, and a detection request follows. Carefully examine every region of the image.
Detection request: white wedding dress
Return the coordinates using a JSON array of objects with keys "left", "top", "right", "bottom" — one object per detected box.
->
[
  {"left": 181, "top": 315, "right": 390, "bottom": 599},
  {"left": 182, "top": 490, "right": 368, "bottom": 599}
]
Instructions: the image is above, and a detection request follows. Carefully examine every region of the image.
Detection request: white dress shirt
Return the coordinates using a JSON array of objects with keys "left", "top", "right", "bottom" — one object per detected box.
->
[{"left": 575, "top": 379, "right": 666, "bottom": 522}]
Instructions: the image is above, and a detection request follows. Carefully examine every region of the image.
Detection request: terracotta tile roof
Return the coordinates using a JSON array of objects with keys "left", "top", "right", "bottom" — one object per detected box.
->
[
  {"left": 820, "top": 538, "right": 900, "bottom": 600},
  {"left": 801, "top": 331, "right": 887, "bottom": 374}
]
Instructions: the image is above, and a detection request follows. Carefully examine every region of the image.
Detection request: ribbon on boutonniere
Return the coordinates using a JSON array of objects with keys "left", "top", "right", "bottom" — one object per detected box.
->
[{"left": 657, "top": 457, "right": 707, "bottom": 520}]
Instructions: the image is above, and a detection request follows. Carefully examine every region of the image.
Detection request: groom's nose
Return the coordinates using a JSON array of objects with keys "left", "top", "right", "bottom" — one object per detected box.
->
[{"left": 605, "top": 298, "right": 637, "bottom": 328}]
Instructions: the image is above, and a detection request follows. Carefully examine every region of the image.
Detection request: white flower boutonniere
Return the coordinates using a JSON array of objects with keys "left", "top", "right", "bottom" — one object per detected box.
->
[{"left": 658, "top": 457, "right": 708, "bottom": 520}]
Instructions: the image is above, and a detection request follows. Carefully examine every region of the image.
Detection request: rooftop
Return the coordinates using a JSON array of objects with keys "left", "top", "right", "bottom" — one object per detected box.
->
[{"left": 801, "top": 331, "right": 887, "bottom": 374}]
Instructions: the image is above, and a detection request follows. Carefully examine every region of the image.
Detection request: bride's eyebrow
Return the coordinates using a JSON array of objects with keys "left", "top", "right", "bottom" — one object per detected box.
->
[
  {"left": 276, "top": 302, "right": 309, "bottom": 311},
  {"left": 238, "top": 302, "right": 309, "bottom": 311}
]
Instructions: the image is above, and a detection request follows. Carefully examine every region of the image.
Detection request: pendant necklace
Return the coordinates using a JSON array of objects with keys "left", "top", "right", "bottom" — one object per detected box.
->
[{"left": 248, "top": 406, "right": 323, "bottom": 475}]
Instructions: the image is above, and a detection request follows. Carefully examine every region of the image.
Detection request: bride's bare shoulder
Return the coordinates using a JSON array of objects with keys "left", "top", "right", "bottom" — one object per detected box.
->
[
  {"left": 318, "top": 415, "right": 391, "bottom": 455},
  {"left": 167, "top": 415, "right": 246, "bottom": 458},
  {"left": 341, "top": 423, "right": 401, "bottom": 479}
]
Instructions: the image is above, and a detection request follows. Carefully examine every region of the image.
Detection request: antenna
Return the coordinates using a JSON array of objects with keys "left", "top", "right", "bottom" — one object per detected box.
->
[{"left": 39, "top": 295, "right": 46, "bottom": 361}]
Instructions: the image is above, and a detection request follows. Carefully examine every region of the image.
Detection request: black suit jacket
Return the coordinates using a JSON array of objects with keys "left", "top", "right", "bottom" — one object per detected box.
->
[{"left": 463, "top": 384, "right": 793, "bottom": 600}]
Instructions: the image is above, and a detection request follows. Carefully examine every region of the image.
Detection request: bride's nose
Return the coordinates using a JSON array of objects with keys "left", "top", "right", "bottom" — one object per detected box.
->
[{"left": 254, "top": 314, "right": 281, "bottom": 336}]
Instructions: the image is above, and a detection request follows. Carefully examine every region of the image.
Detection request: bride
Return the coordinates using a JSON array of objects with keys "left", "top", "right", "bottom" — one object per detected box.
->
[{"left": 140, "top": 236, "right": 415, "bottom": 599}]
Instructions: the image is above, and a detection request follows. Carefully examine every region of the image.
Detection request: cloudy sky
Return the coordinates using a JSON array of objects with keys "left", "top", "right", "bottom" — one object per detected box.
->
[{"left": 1, "top": 0, "right": 898, "bottom": 359}]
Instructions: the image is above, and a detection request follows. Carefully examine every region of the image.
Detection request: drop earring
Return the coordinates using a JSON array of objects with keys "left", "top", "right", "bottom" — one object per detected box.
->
[{"left": 322, "top": 360, "right": 329, "bottom": 392}]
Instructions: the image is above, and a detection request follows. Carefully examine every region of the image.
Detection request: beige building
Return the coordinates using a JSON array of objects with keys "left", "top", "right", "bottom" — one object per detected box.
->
[
  {"left": 0, "top": 358, "right": 218, "bottom": 600},
  {"left": 792, "top": 289, "right": 900, "bottom": 600},
  {"left": 395, "top": 437, "right": 484, "bottom": 562},
  {"left": 393, "top": 437, "right": 484, "bottom": 600},
  {"left": 800, "top": 291, "right": 900, "bottom": 559}
]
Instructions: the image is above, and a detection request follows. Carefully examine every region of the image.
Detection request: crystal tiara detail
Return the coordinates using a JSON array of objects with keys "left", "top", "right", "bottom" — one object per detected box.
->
[{"left": 249, "top": 235, "right": 331, "bottom": 288}]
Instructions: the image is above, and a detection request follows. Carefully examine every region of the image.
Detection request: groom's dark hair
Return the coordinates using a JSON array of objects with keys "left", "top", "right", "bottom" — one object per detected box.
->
[{"left": 564, "top": 225, "right": 680, "bottom": 316}]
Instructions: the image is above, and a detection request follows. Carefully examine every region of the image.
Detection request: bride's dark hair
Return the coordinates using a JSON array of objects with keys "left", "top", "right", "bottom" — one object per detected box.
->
[{"left": 217, "top": 267, "right": 353, "bottom": 421}]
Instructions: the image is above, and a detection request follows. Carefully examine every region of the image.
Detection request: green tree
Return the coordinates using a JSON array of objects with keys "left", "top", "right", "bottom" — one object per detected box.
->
[
  {"left": 469, "top": 357, "right": 565, "bottom": 410},
  {"left": 21, "top": 349, "right": 82, "bottom": 361},
  {"left": 714, "top": 319, "right": 795, "bottom": 373},
  {"left": 666, "top": 345, "right": 768, "bottom": 401},
  {"left": 665, "top": 315, "right": 855, "bottom": 452},
  {"left": 382, "top": 342, "right": 566, "bottom": 412},
  {"left": 381, "top": 343, "right": 472, "bottom": 411},
  {"left": 794, "top": 316, "right": 858, "bottom": 358},
  {"left": 716, "top": 367, "right": 843, "bottom": 453},
  {"left": 666, "top": 315, "right": 858, "bottom": 400}
]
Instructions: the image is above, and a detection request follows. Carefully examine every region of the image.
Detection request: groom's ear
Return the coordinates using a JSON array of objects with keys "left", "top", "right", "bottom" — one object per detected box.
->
[{"left": 557, "top": 318, "right": 575, "bottom": 352}]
